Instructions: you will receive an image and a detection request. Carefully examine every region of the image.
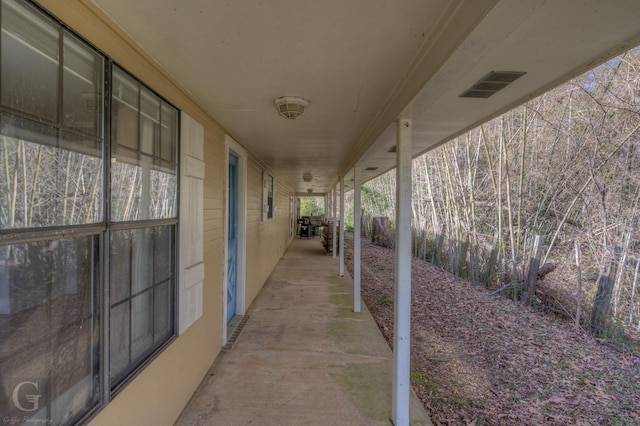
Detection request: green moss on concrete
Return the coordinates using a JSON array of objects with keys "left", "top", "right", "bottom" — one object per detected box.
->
[
  {"left": 325, "top": 277, "right": 433, "bottom": 426},
  {"left": 325, "top": 273, "right": 391, "bottom": 422},
  {"left": 335, "top": 362, "right": 392, "bottom": 423},
  {"left": 327, "top": 320, "right": 373, "bottom": 355},
  {"left": 327, "top": 275, "right": 353, "bottom": 309}
]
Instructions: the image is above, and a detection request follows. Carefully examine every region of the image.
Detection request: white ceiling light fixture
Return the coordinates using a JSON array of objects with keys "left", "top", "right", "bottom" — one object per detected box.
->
[{"left": 274, "top": 96, "right": 310, "bottom": 120}]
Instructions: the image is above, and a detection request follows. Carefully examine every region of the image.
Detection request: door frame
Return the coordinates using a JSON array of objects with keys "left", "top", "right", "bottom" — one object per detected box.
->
[{"left": 223, "top": 134, "right": 247, "bottom": 344}]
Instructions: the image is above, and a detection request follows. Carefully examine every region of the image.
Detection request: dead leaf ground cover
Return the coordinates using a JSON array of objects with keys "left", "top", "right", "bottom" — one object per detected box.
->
[{"left": 343, "top": 238, "right": 640, "bottom": 425}]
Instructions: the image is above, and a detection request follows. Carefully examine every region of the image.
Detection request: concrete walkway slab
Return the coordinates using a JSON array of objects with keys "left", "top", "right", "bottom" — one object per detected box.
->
[{"left": 175, "top": 238, "right": 431, "bottom": 426}]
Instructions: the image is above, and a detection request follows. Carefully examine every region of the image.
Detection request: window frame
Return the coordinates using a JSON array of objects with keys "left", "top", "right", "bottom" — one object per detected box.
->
[
  {"left": 105, "top": 63, "right": 180, "bottom": 396},
  {"left": 262, "top": 170, "right": 274, "bottom": 221}
]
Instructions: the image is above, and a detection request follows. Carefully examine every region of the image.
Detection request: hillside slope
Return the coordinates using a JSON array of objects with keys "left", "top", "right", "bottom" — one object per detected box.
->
[{"left": 344, "top": 239, "right": 640, "bottom": 425}]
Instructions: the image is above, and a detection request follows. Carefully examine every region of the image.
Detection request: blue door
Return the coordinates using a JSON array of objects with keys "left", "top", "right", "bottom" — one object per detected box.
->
[{"left": 227, "top": 153, "right": 238, "bottom": 322}]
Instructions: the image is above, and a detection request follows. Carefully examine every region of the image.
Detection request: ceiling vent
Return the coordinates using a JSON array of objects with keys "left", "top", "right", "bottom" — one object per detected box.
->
[
  {"left": 365, "top": 167, "right": 378, "bottom": 171},
  {"left": 459, "top": 71, "right": 526, "bottom": 99},
  {"left": 387, "top": 145, "right": 397, "bottom": 153}
]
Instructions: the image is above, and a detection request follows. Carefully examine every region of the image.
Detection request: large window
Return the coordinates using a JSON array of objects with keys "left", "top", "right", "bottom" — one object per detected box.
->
[
  {"left": 0, "top": 0, "right": 178, "bottom": 423},
  {"left": 109, "top": 65, "right": 177, "bottom": 389}
]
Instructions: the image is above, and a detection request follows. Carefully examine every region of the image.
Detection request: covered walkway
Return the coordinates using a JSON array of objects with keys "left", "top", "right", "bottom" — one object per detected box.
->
[{"left": 175, "top": 238, "right": 430, "bottom": 425}]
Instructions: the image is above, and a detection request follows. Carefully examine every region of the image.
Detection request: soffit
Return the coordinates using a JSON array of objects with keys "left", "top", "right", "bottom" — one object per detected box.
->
[{"left": 90, "top": 0, "right": 640, "bottom": 195}]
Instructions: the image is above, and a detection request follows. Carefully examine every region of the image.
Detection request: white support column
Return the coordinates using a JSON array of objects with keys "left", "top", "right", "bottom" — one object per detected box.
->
[
  {"left": 339, "top": 177, "right": 345, "bottom": 277},
  {"left": 329, "top": 188, "right": 334, "bottom": 219},
  {"left": 392, "top": 119, "right": 412, "bottom": 426},
  {"left": 332, "top": 185, "right": 337, "bottom": 258},
  {"left": 353, "top": 166, "right": 361, "bottom": 313}
]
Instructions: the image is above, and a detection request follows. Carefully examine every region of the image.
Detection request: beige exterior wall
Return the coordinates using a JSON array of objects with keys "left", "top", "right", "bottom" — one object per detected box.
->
[
  {"left": 33, "top": 0, "right": 294, "bottom": 424},
  {"left": 244, "top": 160, "right": 295, "bottom": 305}
]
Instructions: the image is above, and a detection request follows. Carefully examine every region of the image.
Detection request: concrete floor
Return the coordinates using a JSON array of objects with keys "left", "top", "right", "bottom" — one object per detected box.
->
[{"left": 175, "top": 237, "right": 431, "bottom": 426}]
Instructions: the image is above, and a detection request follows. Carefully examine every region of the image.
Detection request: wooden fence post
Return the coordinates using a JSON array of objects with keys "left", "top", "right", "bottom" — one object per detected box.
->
[
  {"left": 590, "top": 247, "right": 622, "bottom": 336},
  {"left": 434, "top": 224, "right": 445, "bottom": 266},
  {"left": 523, "top": 234, "right": 543, "bottom": 306},
  {"left": 457, "top": 234, "right": 470, "bottom": 279},
  {"left": 484, "top": 246, "right": 498, "bottom": 288}
]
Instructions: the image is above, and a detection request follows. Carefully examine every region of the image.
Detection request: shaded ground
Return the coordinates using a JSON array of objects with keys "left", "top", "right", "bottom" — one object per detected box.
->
[{"left": 344, "top": 238, "right": 640, "bottom": 425}]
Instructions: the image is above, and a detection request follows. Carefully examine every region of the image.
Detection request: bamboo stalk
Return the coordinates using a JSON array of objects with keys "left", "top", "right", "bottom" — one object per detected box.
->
[
  {"left": 441, "top": 147, "right": 460, "bottom": 241},
  {"left": 21, "top": 141, "right": 27, "bottom": 226},
  {"left": 85, "top": 159, "right": 103, "bottom": 223},
  {"left": 630, "top": 257, "right": 640, "bottom": 326},
  {"left": 501, "top": 118, "right": 519, "bottom": 298},
  {"left": 2, "top": 137, "right": 12, "bottom": 226},
  {"left": 69, "top": 154, "right": 86, "bottom": 223},
  {"left": 61, "top": 151, "right": 73, "bottom": 225},
  {"left": 517, "top": 105, "right": 527, "bottom": 246},
  {"left": 27, "top": 145, "right": 43, "bottom": 227},
  {"left": 122, "top": 166, "right": 139, "bottom": 220},
  {"left": 543, "top": 122, "right": 640, "bottom": 263},
  {"left": 612, "top": 217, "right": 637, "bottom": 316},
  {"left": 575, "top": 239, "right": 583, "bottom": 327},
  {"left": 9, "top": 141, "right": 20, "bottom": 228}
]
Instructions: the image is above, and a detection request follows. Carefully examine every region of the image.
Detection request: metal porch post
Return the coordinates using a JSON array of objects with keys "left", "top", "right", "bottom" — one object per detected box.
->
[
  {"left": 353, "top": 166, "right": 361, "bottom": 313},
  {"left": 392, "top": 118, "right": 412, "bottom": 426},
  {"left": 339, "top": 177, "right": 345, "bottom": 277}
]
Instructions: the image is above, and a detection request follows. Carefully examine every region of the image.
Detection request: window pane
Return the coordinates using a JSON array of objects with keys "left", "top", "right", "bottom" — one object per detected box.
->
[
  {"left": 109, "top": 301, "right": 130, "bottom": 381},
  {"left": 111, "top": 67, "right": 138, "bottom": 151},
  {"left": 111, "top": 147, "right": 176, "bottom": 221},
  {"left": 0, "top": 236, "right": 99, "bottom": 424},
  {"left": 154, "top": 280, "right": 172, "bottom": 344},
  {"left": 111, "top": 146, "right": 141, "bottom": 222},
  {"left": 63, "top": 31, "right": 104, "bottom": 138},
  {"left": 1, "top": 0, "right": 59, "bottom": 121},
  {"left": 110, "top": 230, "right": 130, "bottom": 304},
  {"left": 130, "top": 291, "right": 153, "bottom": 361},
  {"left": 140, "top": 87, "right": 160, "bottom": 156},
  {"left": 131, "top": 227, "right": 153, "bottom": 295},
  {"left": 160, "top": 102, "right": 177, "bottom": 162},
  {"left": 150, "top": 160, "right": 177, "bottom": 219},
  {"left": 154, "top": 225, "right": 172, "bottom": 283},
  {"left": 109, "top": 225, "right": 175, "bottom": 387},
  {"left": 0, "top": 114, "right": 103, "bottom": 229}
]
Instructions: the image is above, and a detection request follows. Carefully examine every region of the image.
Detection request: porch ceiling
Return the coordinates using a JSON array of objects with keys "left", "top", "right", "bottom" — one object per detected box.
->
[{"left": 91, "top": 0, "right": 640, "bottom": 195}]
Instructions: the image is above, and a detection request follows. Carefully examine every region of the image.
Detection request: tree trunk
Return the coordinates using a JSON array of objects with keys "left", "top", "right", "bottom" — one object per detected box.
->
[
  {"left": 613, "top": 217, "right": 637, "bottom": 316},
  {"left": 629, "top": 256, "right": 640, "bottom": 326},
  {"left": 371, "top": 216, "right": 391, "bottom": 248},
  {"left": 575, "top": 239, "right": 583, "bottom": 327}
]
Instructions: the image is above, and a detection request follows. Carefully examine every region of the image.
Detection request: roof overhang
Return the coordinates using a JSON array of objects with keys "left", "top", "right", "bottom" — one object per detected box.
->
[{"left": 86, "top": 0, "right": 640, "bottom": 194}]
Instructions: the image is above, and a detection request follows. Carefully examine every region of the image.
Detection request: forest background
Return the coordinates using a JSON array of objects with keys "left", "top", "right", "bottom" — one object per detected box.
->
[{"left": 302, "top": 46, "right": 640, "bottom": 347}]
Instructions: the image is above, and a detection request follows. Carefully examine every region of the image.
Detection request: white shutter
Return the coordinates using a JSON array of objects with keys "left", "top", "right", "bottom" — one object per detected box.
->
[{"left": 178, "top": 112, "right": 204, "bottom": 334}]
